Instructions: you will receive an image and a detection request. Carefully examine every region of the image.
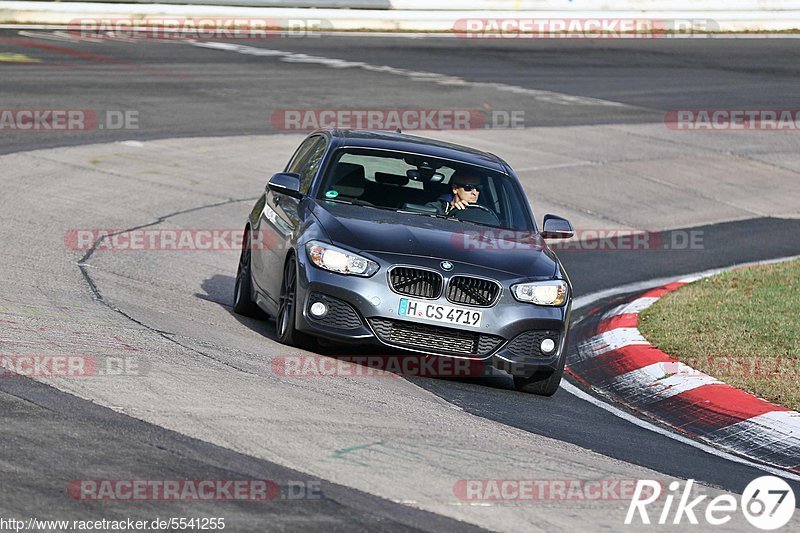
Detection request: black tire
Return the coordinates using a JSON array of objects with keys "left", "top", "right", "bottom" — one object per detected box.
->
[
  {"left": 233, "top": 229, "right": 260, "bottom": 317},
  {"left": 275, "top": 255, "right": 316, "bottom": 349},
  {"left": 513, "top": 352, "right": 565, "bottom": 396}
]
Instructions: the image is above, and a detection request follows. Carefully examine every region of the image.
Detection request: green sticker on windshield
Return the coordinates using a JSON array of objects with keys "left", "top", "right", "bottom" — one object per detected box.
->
[{"left": 325, "top": 190, "right": 339, "bottom": 199}]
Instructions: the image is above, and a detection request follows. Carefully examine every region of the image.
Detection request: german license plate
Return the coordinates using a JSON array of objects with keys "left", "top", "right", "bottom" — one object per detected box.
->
[{"left": 397, "top": 298, "right": 482, "bottom": 328}]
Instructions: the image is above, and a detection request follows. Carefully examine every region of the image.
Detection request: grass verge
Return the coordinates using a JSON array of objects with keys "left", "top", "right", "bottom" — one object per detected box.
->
[{"left": 639, "top": 259, "right": 800, "bottom": 411}]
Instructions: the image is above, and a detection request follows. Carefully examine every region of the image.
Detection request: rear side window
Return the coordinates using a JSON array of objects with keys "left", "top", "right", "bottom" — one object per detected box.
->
[
  {"left": 298, "top": 138, "right": 327, "bottom": 194},
  {"left": 285, "top": 137, "right": 317, "bottom": 173},
  {"left": 285, "top": 136, "right": 327, "bottom": 194}
]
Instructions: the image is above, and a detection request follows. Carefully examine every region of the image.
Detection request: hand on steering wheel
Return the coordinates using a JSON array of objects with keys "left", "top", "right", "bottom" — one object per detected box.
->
[
  {"left": 447, "top": 202, "right": 494, "bottom": 215},
  {"left": 449, "top": 198, "right": 471, "bottom": 211}
]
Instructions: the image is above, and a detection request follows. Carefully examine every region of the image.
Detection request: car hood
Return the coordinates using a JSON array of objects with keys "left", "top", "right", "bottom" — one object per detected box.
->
[{"left": 310, "top": 200, "right": 557, "bottom": 278}]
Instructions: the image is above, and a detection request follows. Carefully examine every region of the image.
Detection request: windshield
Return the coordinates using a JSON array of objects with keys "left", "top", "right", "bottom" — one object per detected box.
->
[{"left": 315, "top": 148, "right": 534, "bottom": 231}]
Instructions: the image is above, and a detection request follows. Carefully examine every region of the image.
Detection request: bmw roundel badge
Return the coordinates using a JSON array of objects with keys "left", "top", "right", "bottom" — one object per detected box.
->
[{"left": 440, "top": 261, "right": 454, "bottom": 271}]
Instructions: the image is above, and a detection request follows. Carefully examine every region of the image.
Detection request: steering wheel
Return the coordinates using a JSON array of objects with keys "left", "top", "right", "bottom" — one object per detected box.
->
[
  {"left": 446, "top": 203, "right": 488, "bottom": 215},
  {"left": 448, "top": 204, "right": 501, "bottom": 225}
]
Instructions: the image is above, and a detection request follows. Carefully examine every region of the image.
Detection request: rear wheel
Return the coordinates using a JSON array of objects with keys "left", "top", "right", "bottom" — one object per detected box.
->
[
  {"left": 276, "top": 255, "right": 316, "bottom": 349},
  {"left": 233, "top": 229, "right": 259, "bottom": 317},
  {"left": 513, "top": 352, "right": 565, "bottom": 396}
]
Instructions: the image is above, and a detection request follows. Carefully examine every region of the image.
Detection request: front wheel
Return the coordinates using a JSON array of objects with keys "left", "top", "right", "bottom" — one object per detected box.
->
[
  {"left": 233, "top": 230, "right": 260, "bottom": 317},
  {"left": 276, "top": 255, "right": 316, "bottom": 349},
  {"left": 513, "top": 353, "right": 565, "bottom": 396}
]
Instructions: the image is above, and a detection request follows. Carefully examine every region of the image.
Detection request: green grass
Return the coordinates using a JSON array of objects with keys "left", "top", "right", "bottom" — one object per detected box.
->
[{"left": 639, "top": 259, "right": 800, "bottom": 411}]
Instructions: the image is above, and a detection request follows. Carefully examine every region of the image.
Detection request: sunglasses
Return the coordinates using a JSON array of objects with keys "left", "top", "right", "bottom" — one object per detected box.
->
[{"left": 455, "top": 183, "right": 482, "bottom": 192}]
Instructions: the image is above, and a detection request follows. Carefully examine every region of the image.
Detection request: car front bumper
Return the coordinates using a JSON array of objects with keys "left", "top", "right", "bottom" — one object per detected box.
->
[{"left": 294, "top": 247, "right": 570, "bottom": 379}]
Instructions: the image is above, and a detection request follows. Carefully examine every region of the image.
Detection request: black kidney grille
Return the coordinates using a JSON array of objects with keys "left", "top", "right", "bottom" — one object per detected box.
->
[
  {"left": 389, "top": 267, "right": 443, "bottom": 299},
  {"left": 447, "top": 276, "right": 501, "bottom": 307}
]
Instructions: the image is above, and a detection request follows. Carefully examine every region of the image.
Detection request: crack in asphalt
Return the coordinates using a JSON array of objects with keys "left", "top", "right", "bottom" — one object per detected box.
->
[{"left": 76, "top": 196, "right": 263, "bottom": 376}]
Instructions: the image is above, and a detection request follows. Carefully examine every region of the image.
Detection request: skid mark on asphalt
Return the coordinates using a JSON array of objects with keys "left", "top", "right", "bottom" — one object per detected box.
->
[{"left": 192, "top": 41, "right": 630, "bottom": 108}]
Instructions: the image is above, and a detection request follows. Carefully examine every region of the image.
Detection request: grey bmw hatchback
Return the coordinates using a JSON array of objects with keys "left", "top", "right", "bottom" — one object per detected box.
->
[{"left": 234, "top": 129, "right": 575, "bottom": 395}]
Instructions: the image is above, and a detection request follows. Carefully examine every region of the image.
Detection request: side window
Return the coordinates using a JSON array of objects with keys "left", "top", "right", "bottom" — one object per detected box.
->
[
  {"left": 297, "top": 138, "right": 327, "bottom": 194},
  {"left": 285, "top": 136, "right": 319, "bottom": 174}
]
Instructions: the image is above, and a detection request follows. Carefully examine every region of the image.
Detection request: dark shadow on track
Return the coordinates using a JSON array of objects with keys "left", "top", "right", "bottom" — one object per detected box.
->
[{"left": 197, "top": 273, "right": 278, "bottom": 340}]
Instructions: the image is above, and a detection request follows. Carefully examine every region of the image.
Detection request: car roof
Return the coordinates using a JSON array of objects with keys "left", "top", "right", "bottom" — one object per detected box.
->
[{"left": 320, "top": 129, "right": 509, "bottom": 173}]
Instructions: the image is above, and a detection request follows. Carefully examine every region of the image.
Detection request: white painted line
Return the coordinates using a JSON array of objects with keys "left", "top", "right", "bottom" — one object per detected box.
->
[
  {"left": 191, "top": 41, "right": 628, "bottom": 108},
  {"left": 561, "top": 380, "right": 800, "bottom": 482}
]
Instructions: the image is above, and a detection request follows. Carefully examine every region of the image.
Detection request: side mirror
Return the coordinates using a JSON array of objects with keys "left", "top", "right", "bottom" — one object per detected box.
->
[
  {"left": 267, "top": 172, "right": 303, "bottom": 199},
  {"left": 541, "top": 214, "right": 574, "bottom": 240}
]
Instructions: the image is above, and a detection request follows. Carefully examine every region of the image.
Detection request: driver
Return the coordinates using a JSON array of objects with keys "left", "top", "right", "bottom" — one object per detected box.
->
[{"left": 425, "top": 172, "right": 482, "bottom": 215}]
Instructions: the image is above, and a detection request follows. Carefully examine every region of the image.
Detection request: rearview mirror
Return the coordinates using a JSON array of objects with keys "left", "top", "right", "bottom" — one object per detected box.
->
[
  {"left": 268, "top": 172, "right": 303, "bottom": 199},
  {"left": 541, "top": 214, "right": 574, "bottom": 240}
]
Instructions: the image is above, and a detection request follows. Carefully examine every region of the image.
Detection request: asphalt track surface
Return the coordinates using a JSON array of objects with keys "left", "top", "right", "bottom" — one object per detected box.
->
[
  {"left": 2, "top": 34, "right": 800, "bottom": 154},
  {"left": 1, "top": 30, "right": 800, "bottom": 531}
]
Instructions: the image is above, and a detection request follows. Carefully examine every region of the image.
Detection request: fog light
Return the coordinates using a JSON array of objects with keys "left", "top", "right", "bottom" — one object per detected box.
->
[
  {"left": 541, "top": 338, "right": 556, "bottom": 354},
  {"left": 310, "top": 302, "right": 328, "bottom": 318}
]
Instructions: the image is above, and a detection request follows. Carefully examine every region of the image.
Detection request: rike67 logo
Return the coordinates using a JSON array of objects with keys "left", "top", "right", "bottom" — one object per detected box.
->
[{"left": 626, "top": 477, "right": 795, "bottom": 530}]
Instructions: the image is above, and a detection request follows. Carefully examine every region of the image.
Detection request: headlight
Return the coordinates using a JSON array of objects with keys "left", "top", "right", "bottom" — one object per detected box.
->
[
  {"left": 305, "top": 241, "right": 379, "bottom": 277},
  {"left": 511, "top": 280, "right": 569, "bottom": 306}
]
